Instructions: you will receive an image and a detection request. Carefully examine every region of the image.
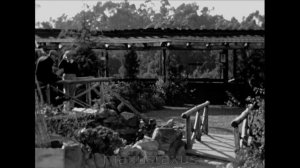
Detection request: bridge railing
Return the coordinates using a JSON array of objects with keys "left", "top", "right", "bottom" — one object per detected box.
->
[
  {"left": 181, "top": 101, "right": 210, "bottom": 150},
  {"left": 231, "top": 104, "right": 254, "bottom": 151}
]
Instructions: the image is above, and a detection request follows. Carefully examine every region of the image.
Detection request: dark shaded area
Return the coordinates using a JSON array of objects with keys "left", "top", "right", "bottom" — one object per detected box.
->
[{"left": 35, "top": 28, "right": 264, "bottom": 39}]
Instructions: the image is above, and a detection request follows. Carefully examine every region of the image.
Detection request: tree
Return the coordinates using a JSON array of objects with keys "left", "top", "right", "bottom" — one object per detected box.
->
[
  {"left": 240, "top": 11, "right": 264, "bottom": 30},
  {"left": 40, "top": 22, "right": 53, "bottom": 29},
  {"left": 37, "top": 0, "right": 264, "bottom": 31},
  {"left": 120, "top": 49, "right": 140, "bottom": 79}
]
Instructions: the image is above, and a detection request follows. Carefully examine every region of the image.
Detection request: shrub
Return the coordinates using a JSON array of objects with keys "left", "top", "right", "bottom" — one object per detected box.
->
[
  {"left": 234, "top": 87, "right": 265, "bottom": 168},
  {"left": 119, "top": 50, "right": 140, "bottom": 79},
  {"left": 106, "top": 81, "right": 165, "bottom": 113},
  {"left": 155, "top": 77, "right": 188, "bottom": 106},
  {"left": 75, "top": 125, "right": 126, "bottom": 155},
  {"left": 73, "top": 44, "right": 103, "bottom": 77}
]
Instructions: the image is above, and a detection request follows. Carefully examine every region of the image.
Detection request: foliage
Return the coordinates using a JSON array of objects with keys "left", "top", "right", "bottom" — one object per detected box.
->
[
  {"left": 120, "top": 49, "right": 140, "bottom": 79},
  {"left": 37, "top": 0, "right": 264, "bottom": 82},
  {"left": 45, "top": 113, "right": 96, "bottom": 138},
  {"left": 234, "top": 87, "right": 265, "bottom": 168},
  {"left": 45, "top": 106, "right": 157, "bottom": 151},
  {"left": 154, "top": 53, "right": 189, "bottom": 106},
  {"left": 37, "top": 0, "right": 264, "bottom": 30},
  {"left": 73, "top": 44, "right": 103, "bottom": 77},
  {"left": 107, "top": 81, "right": 165, "bottom": 112},
  {"left": 225, "top": 49, "right": 265, "bottom": 107},
  {"left": 75, "top": 125, "right": 126, "bottom": 155}
]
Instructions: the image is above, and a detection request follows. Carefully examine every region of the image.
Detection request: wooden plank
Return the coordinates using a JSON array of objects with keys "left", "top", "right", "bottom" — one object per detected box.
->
[
  {"left": 74, "top": 83, "right": 99, "bottom": 99},
  {"left": 50, "top": 86, "right": 91, "bottom": 108},
  {"left": 186, "top": 134, "right": 236, "bottom": 162},
  {"left": 57, "top": 77, "right": 114, "bottom": 84},
  {"left": 35, "top": 148, "right": 64, "bottom": 168}
]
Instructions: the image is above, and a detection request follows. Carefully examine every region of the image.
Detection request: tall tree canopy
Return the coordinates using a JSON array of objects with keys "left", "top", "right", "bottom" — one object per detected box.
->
[{"left": 36, "top": 0, "right": 264, "bottom": 30}]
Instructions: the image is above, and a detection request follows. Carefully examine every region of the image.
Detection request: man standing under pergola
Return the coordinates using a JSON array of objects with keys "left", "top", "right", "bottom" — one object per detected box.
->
[{"left": 35, "top": 50, "right": 63, "bottom": 106}]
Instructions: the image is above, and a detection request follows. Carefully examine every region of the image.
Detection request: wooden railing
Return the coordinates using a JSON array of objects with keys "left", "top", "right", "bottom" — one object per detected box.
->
[
  {"left": 181, "top": 101, "right": 210, "bottom": 150},
  {"left": 231, "top": 104, "right": 254, "bottom": 151},
  {"left": 40, "top": 77, "right": 145, "bottom": 117},
  {"left": 55, "top": 77, "right": 114, "bottom": 107}
]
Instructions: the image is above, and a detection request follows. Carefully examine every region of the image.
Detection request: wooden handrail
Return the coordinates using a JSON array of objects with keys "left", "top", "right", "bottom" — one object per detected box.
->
[
  {"left": 181, "top": 101, "right": 210, "bottom": 150},
  {"left": 231, "top": 104, "right": 254, "bottom": 128},
  {"left": 181, "top": 101, "right": 210, "bottom": 118},
  {"left": 231, "top": 104, "right": 254, "bottom": 151},
  {"left": 57, "top": 77, "right": 115, "bottom": 84}
]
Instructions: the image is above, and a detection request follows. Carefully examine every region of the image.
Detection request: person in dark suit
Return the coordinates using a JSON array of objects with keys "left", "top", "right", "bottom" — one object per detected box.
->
[{"left": 36, "top": 50, "right": 63, "bottom": 106}]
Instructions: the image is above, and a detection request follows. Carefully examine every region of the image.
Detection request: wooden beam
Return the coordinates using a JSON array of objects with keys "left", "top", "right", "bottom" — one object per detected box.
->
[
  {"left": 74, "top": 83, "right": 100, "bottom": 99},
  {"left": 89, "top": 45, "right": 264, "bottom": 51},
  {"left": 223, "top": 49, "right": 229, "bottom": 82},
  {"left": 233, "top": 49, "right": 237, "bottom": 79},
  {"left": 162, "top": 48, "right": 167, "bottom": 81},
  {"left": 57, "top": 77, "right": 114, "bottom": 84},
  {"left": 105, "top": 49, "right": 109, "bottom": 77},
  {"left": 50, "top": 85, "right": 92, "bottom": 108}
]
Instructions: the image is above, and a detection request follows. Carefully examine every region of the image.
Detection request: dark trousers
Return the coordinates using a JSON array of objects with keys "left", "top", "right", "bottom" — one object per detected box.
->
[{"left": 38, "top": 82, "right": 64, "bottom": 106}]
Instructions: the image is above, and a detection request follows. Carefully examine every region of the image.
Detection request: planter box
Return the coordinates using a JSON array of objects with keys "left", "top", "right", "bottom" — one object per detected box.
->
[{"left": 35, "top": 148, "right": 65, "bottom": 168}]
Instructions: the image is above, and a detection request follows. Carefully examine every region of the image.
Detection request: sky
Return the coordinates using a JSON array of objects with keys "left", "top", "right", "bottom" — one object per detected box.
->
[{"left": 35, "top": 0, "right": 264, "bottom": 23}]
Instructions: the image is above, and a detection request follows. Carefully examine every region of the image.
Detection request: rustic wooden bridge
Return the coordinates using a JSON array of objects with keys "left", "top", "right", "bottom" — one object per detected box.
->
[{"left": 181, "top": 101, "right": 254, "bottom": 162}]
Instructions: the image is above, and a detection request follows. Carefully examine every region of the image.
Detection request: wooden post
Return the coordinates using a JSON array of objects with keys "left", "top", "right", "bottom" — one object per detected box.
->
[
  {"left": 204, "top": 106, "right": 209, "bottom": 134},
  {"left": 100, "top": 82, "right": 104, "bottom": 105},
  {"left": 233, "top": 49, "right": 237, "bottom": 79},
  {"left": 162, "top": 48, "right": 167, "bottom": 81},
  {"left": 35, "top": 77, "right": 44, "bottom": 105},
  {"left": 223, "top": 49, "right": 229, "bottom": 82},
  {"left": 233, "top": 127, "right": 240, "bottom": 151},
  {"left": 240, "top": 119, "right": 248, "bottom": 148},
  {"left": 86, "top": 83, "right": 92, "bottom": 106},
  {"left": 186, "top": 116, "right": 192, "bottom": 150},
  {"left": 105, "top": 49, "right": 109, "bottom": 77},
  {"left": 201, "top": 106, "right": 208, "bottom": 134},
  {"left": 46, "top": 84, "right": 51, "bottom": 104},
  {"left": 191, "top": 111, "right": 202, "bottom": 142}
]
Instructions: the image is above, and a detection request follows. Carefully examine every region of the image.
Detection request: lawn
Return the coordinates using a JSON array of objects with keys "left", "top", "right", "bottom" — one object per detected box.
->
[{"left": 145, "top": 105, "right": 244, "bottom": 135}]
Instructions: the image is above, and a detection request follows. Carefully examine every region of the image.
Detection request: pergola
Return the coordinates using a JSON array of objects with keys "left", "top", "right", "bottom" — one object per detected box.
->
[
  {"left": 36, "top": 28, "right": 264, "bottom": 106},
  {"left": 35, "top": 28, "right": 264, "bottom": 82}
]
